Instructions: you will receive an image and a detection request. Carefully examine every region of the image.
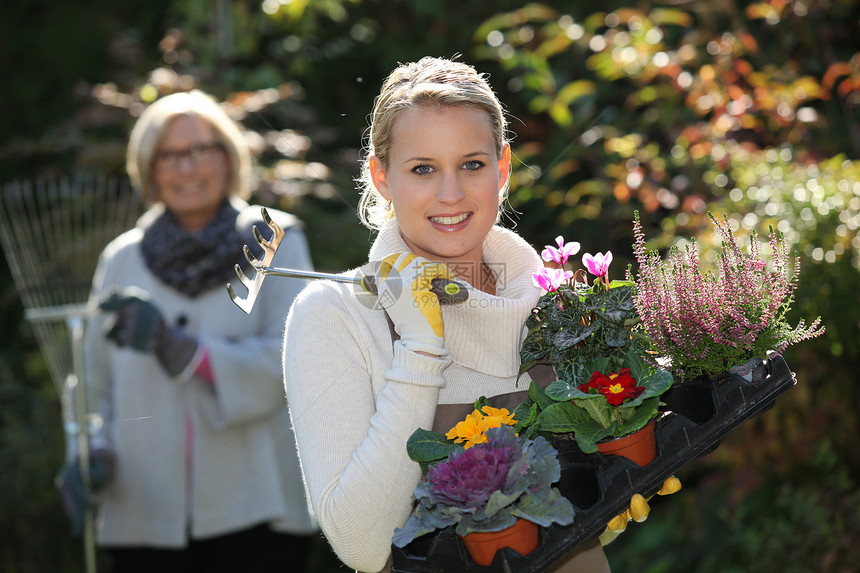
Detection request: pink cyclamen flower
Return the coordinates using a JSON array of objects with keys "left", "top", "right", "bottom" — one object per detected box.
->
[
  {"left": 533, "top": 267, "right": 574, "bottom": 292},
  {"left": 582, "top": 251, "right": 613, "bottom": 278},
  {"left": 542, "top": 236, "right": 581, "bottom": 266}
]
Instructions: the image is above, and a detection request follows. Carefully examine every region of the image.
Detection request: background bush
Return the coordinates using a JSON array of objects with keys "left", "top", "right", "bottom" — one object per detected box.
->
[{"left": 1, "top": 1, "right": 857, "bottom": 571}]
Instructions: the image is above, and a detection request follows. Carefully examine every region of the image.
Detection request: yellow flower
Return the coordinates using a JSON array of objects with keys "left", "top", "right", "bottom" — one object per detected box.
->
[
  {"left": 480, "top": 406, "right": 517, "bottom": 429},
  {"left": 445, "top": 407, "right": 518, "bottom": 449},
  {"left": 445, "top": 410, "right": 489, "bottom": 449}
]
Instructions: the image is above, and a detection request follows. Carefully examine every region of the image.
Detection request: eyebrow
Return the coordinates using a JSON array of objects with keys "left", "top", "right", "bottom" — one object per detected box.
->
[
  {"left": 402, "top": 151, "right": 492, "bottom": 164},
  {"left": 158, "top": 141, "right": 221, "bottom": 152}
]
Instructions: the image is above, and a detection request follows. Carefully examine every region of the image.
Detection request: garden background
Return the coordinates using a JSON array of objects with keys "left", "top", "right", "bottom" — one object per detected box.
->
[{"left": 1, "top": 1, "right": 858, "bottom": 571}]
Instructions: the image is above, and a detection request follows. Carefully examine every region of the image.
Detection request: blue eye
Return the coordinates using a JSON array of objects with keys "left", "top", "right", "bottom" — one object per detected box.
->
[
  {"left": 463, "top": 160, "right": 485, "bottom": 171},
  {"left": 412, "top": 164, "right": 434, "bottom": 175}
]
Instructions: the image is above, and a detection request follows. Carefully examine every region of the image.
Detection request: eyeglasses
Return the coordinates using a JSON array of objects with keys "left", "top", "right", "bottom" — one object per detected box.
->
[{"left": 154, "top": 143, "right": 225, "bottom": 170}]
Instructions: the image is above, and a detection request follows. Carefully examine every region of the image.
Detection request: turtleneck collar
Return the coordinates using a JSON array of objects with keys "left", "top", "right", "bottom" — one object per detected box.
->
[{"left": 368, "top": 220, "right": 542, "bottom": 377}]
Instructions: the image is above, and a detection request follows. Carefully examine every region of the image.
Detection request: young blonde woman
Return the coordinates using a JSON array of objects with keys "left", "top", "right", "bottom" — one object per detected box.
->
[
  {"left": 61, "top": 90, "right": 317, "bottom": 572},
  {"left": 283, "top": 57, "right": 611, "bottom": 572}
]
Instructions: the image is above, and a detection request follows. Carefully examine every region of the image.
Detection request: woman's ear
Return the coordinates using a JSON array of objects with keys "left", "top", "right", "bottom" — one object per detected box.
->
[
  {"left": 498, "top": 143, "right": 511, "bottom": 193},
  {"left": 369, "top": 155, "right": 390, "bottom": 201}
]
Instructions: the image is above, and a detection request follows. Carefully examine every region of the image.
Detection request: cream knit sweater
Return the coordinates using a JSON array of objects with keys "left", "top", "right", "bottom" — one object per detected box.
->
[{"left": 283, "top": 220, "right": 542, "bottom": 572}]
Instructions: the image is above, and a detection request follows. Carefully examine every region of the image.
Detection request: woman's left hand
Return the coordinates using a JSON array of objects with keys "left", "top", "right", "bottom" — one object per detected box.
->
[{"left": 376, "top": 253, "right": 455, "bottom": 356}]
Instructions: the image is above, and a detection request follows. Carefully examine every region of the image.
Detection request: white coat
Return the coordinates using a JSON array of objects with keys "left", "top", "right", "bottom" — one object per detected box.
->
[{"left": 83, "top": 200, "right": 317, "bottom": 547}]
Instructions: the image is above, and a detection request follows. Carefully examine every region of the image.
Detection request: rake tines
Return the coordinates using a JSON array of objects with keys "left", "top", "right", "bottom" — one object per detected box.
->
[
  {"left": 0, "top": 174, "right": 144, "bottom": 393},
  {"left": 226, "top": 207, "right": 285, "bottom": 314}
]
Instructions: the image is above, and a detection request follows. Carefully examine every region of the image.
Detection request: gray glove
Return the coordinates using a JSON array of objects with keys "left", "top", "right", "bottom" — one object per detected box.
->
[
  {"left": 99, "top": 287, "right": 198, "bottom": 377},
  {"left": 56, "top": 448, "right": 115, "bottom": 536}
]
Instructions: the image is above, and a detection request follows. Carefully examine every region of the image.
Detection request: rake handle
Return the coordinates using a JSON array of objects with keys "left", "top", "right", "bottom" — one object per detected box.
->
[{"left": 257, "top": 266, "right": 469, "bottom": 305}]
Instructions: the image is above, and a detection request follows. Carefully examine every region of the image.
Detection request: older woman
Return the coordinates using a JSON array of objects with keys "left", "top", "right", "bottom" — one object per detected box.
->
[{"left": 73, "top": 90, "right": 317, "bottom": 572}]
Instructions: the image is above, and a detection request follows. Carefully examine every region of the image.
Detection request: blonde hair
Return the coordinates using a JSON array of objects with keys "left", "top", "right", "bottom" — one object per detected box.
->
[
  {"left": 126, "top": 90, "right": 251, "bottom": 204},
  {"left": 357, "top": 56, "right": 510, "bottom": 230}
]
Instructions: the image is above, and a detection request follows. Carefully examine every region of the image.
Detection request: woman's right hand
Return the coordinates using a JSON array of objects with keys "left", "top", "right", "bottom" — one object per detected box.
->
[{"left": 376, "top": 253, "right": 455, "bottom": 356}]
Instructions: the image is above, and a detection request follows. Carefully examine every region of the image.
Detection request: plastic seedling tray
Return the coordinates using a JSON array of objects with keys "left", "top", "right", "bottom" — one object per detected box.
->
[{"left": 391, "top": 355, "right": 796, "bottom": 573}]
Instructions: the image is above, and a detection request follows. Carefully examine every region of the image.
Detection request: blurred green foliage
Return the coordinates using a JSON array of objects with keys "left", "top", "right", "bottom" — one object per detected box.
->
[{"left": 1, "top": 0, "right": 858, "bottom": 571}]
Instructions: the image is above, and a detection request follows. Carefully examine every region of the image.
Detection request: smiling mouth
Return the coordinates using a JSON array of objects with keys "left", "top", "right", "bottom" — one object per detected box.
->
[{"left": 429, "top": 213, "right": 471, "bottom": 225}]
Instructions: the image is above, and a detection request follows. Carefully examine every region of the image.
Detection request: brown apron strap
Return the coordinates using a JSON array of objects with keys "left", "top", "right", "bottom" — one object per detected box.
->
[
  {"left": 385, "top": 311, "right": 399, "bottom": 344},
  {"left": 430, "top": 364, "right": 557, "bottom": 434},
  {"left": 528, "top": 363, "right": 557, "bottom": 388}
]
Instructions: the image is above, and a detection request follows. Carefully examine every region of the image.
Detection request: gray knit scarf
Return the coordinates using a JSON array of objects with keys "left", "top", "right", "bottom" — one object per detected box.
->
[{"left": 140, "top": 201, "right": 244, "bottom": 298}]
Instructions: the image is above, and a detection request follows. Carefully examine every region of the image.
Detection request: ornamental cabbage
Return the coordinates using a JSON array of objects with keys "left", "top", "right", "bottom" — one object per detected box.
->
[{"left": 392, "top": 425, "right": 574, "bottom": 545}]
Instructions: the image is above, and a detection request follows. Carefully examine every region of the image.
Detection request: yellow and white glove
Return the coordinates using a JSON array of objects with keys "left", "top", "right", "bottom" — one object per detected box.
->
[
  {"left": 599, "top": 475, "right": 682, "bottom": 546},
  {"left": 377, "top": 253, "right": 456, "bottom": 356}
]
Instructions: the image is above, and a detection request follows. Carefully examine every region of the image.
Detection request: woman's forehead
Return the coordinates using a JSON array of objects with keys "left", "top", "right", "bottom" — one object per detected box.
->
[{"left": 389, "top": 106, "right": 496, "bottom": 157}]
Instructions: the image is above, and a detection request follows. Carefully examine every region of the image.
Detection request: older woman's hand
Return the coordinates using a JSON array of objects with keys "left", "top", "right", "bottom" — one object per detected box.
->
[{"left": 99, "top": 287, "right": 198, "bottom": 377}]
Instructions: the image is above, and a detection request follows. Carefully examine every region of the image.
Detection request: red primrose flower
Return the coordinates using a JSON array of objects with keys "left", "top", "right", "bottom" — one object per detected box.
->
[{"left": 578, "top": 368, "right": 645, "bottom": 406}]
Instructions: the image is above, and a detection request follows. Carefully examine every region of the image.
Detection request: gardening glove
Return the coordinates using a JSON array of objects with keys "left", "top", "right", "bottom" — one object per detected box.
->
[
  {"left": 99, "top": 287, "right": 198, "bottom": 377},
  {"left": 599, "top": 475, "right": 682, "bottom": 546},
  {"left": 376, "top": 252, "right": 456, "bottom": 356},
  {"left": 56, "top": 448, "right": 115, "bottom": 536}
]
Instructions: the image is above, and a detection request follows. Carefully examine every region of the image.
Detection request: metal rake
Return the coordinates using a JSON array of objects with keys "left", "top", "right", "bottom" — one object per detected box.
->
[
  {"left": 0, "top": 173, "right": 144, "bottom": 573},
  {"left": 226, "top": 208, "right": 469, "bottom": 314}
]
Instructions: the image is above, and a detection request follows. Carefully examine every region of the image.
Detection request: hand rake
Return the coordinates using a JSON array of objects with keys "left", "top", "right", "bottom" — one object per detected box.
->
[{"left": 226, "top": 207, "right": 469, "bottom": 314}]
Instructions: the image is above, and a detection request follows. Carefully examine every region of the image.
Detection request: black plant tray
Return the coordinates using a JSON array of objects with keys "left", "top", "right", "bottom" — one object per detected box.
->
[{"left": 391, "top": 355, "right": 796, "bottom": 572}]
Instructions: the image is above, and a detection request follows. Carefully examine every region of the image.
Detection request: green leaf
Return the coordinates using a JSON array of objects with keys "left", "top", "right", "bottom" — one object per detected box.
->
[
  {"left": 512, "top": 401, "right": 538, "bottom": 434},
  {"left": 614, "top": 397, "right": 660, "bottom": 436},
  {"left": 588, "top": 357, "right": 612, "bottom": 372},
  {"left": 473, "top": 396, "right": 489, "bottom": 411},
  {"left": 553, "top": 359, "right": 593, "bottom": 387},
  {"left": 572, "top": 393, "right": 615, "bottom": 429},
  {"left": 406, "top": 428, "right": 459, "bottom": 464},
  {"left": 608, "top": 279, "right": 636, "bottom": 288},
  {"left": 485, "top": 488, "right": 526, "bottom": 519},
  {"left": 520, "top": 329, "right": 551, "bottom": 363},
  {"left": 640, "top": 369, "right": 673, "bottom": 399},
  {"left": 573, "top": 420, "right": 614, "bottom": 454},
  {"left": 537, "top": 401, "right": 592, "bottom": 433},
  {"left": 625, "top": 350, "right": 649, "bottom": 380},
  {"left": 512, "top": 397, "right": 534, "bottom": 419},
  {"left": 603, "top": 324, "right": 630, "bottom": 347},
  {"left": 518, "top": 358, "right": 541, "bottom": 378},
  {"left": 529, "top": 379, "right": 556, "bottom": 410},
  {"left": 545, "top": 379, "right": 579, "bottom": 401},
  {"left": 553, "top": 324, "right": 595, "bottom": 349},
  {"left": 456, "top": 511, "right": 516, "bottom": 537},
  {"left": 512, "top": 488, "right": 575, "bottom": 527},
  {"left": 594, "top": 308, "right": 630, "bottom": 323}
]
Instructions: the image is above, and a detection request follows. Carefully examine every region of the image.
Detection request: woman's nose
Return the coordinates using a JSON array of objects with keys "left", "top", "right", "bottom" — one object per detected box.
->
[
  {"left": 176, "top": 155, "right": 197, "bottom": 172},
  {"left": 437, "top": 173, "right": 465, "bottom": 203}
]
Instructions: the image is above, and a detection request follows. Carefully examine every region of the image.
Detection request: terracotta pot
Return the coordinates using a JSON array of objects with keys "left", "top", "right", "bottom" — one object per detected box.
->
[
  {"left": 461, "top": 518, "right": 539, "bottom": 567},
  {"left": 596, "top": 419, "right": 658, "bottom": 467}
]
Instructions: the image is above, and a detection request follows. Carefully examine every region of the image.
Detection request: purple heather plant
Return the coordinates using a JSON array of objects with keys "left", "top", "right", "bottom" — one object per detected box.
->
[
  {"left": 630, "top": 211, "right": 824, "bottom": 380},
  {"left": 392, "top": 426, "right": 574, "bottom": 544}
]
